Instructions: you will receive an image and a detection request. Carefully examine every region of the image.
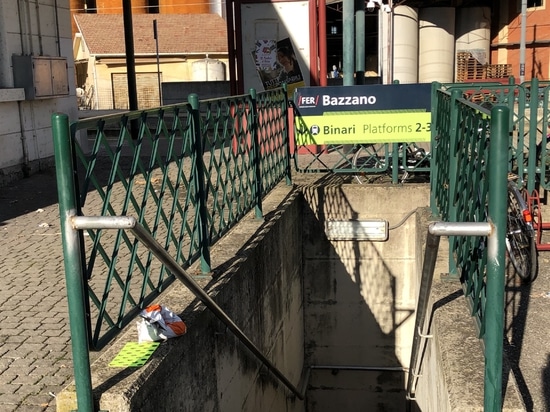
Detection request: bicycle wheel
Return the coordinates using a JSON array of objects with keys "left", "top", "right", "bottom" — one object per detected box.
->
[
  {"left": 352, "top": 144, "right": 386, "bottom": 184},
  {"left": 505, "top": 182, "right": 538, "bottom": 282}
]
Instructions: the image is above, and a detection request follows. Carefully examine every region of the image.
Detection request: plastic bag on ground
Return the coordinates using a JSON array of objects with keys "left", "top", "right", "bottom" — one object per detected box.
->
[{"left": 137, "top": 304, "right": 187, "bottom": 343}]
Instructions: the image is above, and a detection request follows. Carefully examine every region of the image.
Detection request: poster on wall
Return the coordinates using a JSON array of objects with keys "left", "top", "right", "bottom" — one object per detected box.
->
[{"left": 251, "top": 37, "right": 305, "bottom": 96}]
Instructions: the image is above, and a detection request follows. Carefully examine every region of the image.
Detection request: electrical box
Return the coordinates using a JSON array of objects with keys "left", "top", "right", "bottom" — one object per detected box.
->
[{"left": 12, "top": 55, "right": 69, "bottom": 100}]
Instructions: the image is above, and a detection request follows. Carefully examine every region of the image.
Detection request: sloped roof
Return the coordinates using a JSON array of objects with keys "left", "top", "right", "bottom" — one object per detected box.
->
[{"left": 74, "top": 13, "right": 228, "bottom": 55}]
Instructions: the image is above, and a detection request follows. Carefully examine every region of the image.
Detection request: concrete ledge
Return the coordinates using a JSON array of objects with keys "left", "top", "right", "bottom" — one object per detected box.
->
[
  {"left": 414, "top": 207, "right": 525, "bottom": 411},
  {"left": 415, "top": 280, "right": 525, "bottom": 411},
  {"left": 57, "top": 182, "right": 305, "bottom": 412}
]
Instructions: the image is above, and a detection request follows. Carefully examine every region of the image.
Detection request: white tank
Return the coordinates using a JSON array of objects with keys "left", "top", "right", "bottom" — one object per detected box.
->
[
  {"left": 393, "top": 6, "right": 419, "bottom": 84},
  {"left": 455, "top": 7, "right": 491, "bottom": 80},
  {"left": 418, "top": 7, "right": 456, "bottom": 83},
  {"left": 192, "top": 59, "right": 226, "bottom": 81}
]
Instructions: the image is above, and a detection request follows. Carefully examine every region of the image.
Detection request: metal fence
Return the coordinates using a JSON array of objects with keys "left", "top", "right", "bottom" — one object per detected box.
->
[
  {"left": 292, "top": 79, "right": 550, "bottom": 191},
  {"left": 430, "top": 86, "right": 510, "bottom": 411},
  {"left": 436, "top": 78, "right": 550, "bottom": 195},
  {"left": 52, "top": 87, "right": 290, "bottom": 411},
  {"left": 52, "top": 80, "right": 550, "bottom": 411}
]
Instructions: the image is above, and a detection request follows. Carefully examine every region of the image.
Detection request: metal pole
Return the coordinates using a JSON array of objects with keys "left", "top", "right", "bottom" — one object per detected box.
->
[
  {"left": 388, "top": 1, "right": 393, "bottom": 83},
  {"left": 249, "top": 88, "right": 263, "bottom": 219},
  {"left": 429, "top": 82, "right": 441, "bottom": 216},
  {"left": 123, "top": 0, "right": 139, "bottom": 142},
  {"left": 318, "top": 0, "right": 328, "bottom": 85},
  {"left": 484, "top": 105, "right": 509, "bottom": 412},
  {"left": 153, "top": 19, "right": 162, "bottom": 106},
  {"left": 122, "top": 0, "right": 138, "bottom": 111},
  {"left": 51, "top": 113, "right": 94, "bottom": 412},
  {"left": 343, "top": 0, "right": 355, "bottom": 85},
  {"left": 446, "top": 89, "right": 463, "bottom": 277},
  {"left": 407, "top": 221, "right": 492, "bottom": 399},
  {"left": 519, "top": 0, "right": 527, "bottom": 83},
  {"left": 188, "top": 93, "right": 211, "bottom": 274},
  {"left": 355, "top": 0, "right": 365, "bottom": 85},
  {"left": 225, "top": 0, "right": 237, "bottom": 95},
  {"left": 527, "top": 77, "right": 539, "bottom": 194},
  {"left": 282, "top": 84, "right": 293, "bottom": 185},
  {"left": 406, "top": 228, "right": 439, "bottom": 399}
]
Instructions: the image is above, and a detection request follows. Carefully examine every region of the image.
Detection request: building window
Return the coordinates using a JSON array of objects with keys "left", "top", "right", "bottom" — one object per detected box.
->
[{"left": 527, "top": 0, "right": 542, "bottom": 8}]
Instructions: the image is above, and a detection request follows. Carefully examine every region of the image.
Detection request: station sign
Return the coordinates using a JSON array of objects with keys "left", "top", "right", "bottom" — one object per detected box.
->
[{"left": 293, "top": 83, "right": 432, "bottom": 144}]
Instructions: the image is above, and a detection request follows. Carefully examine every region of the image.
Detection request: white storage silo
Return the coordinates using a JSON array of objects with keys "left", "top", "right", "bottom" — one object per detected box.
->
[
  {"left": 393, "top": 6, "right": 419, "bottom": 84},
  {"left": 192, "top": 59, "right": 226, "bottom": 81},
  {"left": 455, "top": 7, "right": 491, "bottom": 81},
  {"left": 419, "top": 7, "right": 455, "bottom": 83}
]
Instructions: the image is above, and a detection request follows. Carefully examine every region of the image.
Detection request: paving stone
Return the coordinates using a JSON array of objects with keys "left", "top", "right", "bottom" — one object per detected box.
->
[
  {"left": 21, "top": 392, "right": 55, "bottom": 407},
  {"left": 0, "top": 393, "right": 26, "bottom": 405},
  {"left": 11, "top": 374, "right": 42, "bottom": 386},
  {"left": 0, "top": 383, "right": 21, "bottom": 395}
]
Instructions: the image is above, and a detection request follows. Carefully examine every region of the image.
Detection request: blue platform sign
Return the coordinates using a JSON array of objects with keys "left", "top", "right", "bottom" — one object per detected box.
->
[{"left": 293, "top": 83, "right": 432, "bottom": 144}]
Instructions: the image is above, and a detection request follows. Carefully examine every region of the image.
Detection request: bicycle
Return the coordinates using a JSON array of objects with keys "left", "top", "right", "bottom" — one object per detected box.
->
[
  {"left": 506, "top": 179, "right": 538, "bottom": 283},
  {"left": 351, "top": 142, "right": 430, "bottom": 184}
]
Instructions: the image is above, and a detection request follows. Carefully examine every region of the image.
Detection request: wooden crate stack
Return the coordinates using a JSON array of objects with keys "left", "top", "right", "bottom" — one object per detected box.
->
[
  {"left": 456, "top": 51, "right": 486, "bottom": 82},
  {"left": 456, "top": 52, "right": 512, "bottom": 82},
  {"left": 486, "top": 64, "right": 512, "bottom": 79}
]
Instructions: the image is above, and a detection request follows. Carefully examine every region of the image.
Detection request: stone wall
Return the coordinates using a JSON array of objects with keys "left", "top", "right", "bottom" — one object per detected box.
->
[{"left": 57, "top": 185, "right": 305, "bottom": 412}]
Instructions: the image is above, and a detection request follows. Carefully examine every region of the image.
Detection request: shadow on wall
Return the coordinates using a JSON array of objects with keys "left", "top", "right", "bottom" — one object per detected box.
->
[{"left": 300, "top": 181, "right": 420, "bottom": 411}]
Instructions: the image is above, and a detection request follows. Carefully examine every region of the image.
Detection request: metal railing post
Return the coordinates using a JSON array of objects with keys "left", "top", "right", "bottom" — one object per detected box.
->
[
  {"left": 249, "top": 88, "right": 263, "bottom": 218},
  {"left": 484, "top": 106, "right": 509, "bottom": 412},
  {"left": 527, "top": 77, "right": 539, "bottom": 194},
  {"left": 446, "top": 89, "right": 462, "bottom": 277},
  {"left": 188, "top": 93, "right": 211, "bottom": 274},
  {"left": 283, "top": 84, "right": 292, "bottom": 185},
  {"left": 51, "top": 113, "right": 94, "bottom": 412},
  {"left": 391, "top": 142, "right": 399, "bottom": 184},
  {"left": 430, "top": 82, "right": 441, "bottom": 215},
  {"left": 406, "top": 228, "right": 440, "bottom": 399}
]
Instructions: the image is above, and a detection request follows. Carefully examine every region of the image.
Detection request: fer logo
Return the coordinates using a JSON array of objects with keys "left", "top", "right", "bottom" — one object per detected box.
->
[{"left": 297, "top": 95, "right": 319, "bottom": 108}]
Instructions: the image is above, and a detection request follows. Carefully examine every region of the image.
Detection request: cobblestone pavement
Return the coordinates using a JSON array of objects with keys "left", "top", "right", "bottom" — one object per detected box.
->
[
  {"left": 1, "top": 169, "right": 550, "bottom": 411},
  {"left": 0, "top": 170, "right": 72, "bottom": 411}
]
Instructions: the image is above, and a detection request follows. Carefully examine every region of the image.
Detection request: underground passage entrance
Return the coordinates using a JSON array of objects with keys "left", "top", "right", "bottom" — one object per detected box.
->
[{"left": 60, "top": 181, "right": 468, "bottom": 411}]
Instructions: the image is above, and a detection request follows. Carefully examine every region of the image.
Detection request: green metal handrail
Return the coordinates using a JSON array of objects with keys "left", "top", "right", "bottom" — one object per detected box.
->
[
  {"left": 430, "top": 86, "right": 510, "bottom": 411},
  {"left": 437, "top": 79, "right": 550, "bottom": 194},
  {"left": 52, "top": 87, "right": 290, "bottom": 412},
  {"left": 52, "top": 80, "right": 548, "bottom": 412}
]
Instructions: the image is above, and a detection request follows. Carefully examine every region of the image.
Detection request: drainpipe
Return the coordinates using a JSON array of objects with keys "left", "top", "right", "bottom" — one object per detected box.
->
[
  {"left": 24, "top": 0, "right": 34, "bottom": 55},
  {"left": 54, "top": 0, "right": 61, "bottom": 56},
  {"left": 92, "top": 56, "right": 99, "bottom": 110},
  {"left": 18, "top": 102, "right": 31, "bottom": 177},
  {"left": 34, "top": 0, "right": 44, "bottom": 55}
]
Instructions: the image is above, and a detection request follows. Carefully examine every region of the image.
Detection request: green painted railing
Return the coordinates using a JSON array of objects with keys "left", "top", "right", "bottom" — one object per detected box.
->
[
  {"left": 437, "top": 79, "right": 550, "bottom": 194},
  {"left": 53, "top": 80, "right": 550, "bottom": 412},
  {"left": 430, "top": 85, "right": 510, "bottom": 411},
  {"left": 52, "top": 87, "right": 290, "bottom": 411}
]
